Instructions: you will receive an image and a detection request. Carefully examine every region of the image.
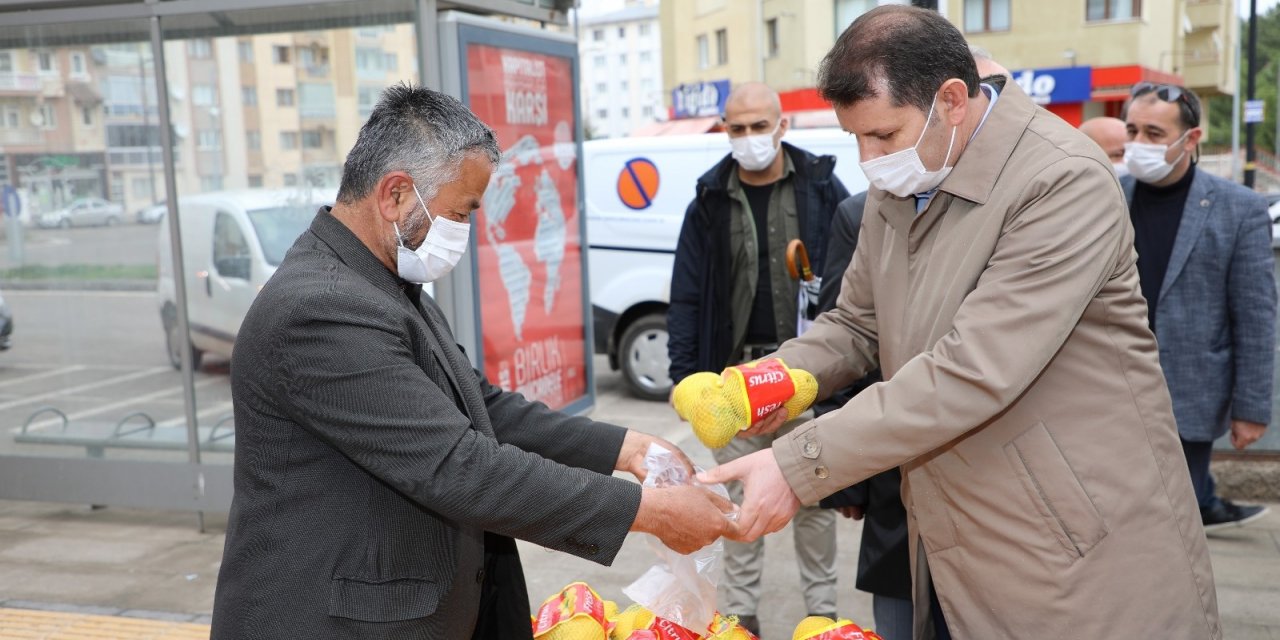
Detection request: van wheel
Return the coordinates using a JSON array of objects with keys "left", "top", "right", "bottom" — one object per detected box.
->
[
  {"left": 618, "top": 314, "right": 672, "bottom": 402},
  {"left": 163, "top": 305, "right": 203, "bottom": 371}
]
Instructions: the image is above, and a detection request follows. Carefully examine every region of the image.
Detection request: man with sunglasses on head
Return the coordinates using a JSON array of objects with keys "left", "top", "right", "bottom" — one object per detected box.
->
[
  {"left": 666, "top": 81, "right": 851, "bottom": 635},
  {"left": 1121, "top": 82, "right": 1276, "bottom": 531},
  {"left": 698, "top": 6, "right": 1221, "bottom": 638}
]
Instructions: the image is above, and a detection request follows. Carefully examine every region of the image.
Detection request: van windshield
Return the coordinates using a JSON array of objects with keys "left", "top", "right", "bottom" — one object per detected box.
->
[{"left": 246, "top": 204, "right": 321, "bottom": 266}]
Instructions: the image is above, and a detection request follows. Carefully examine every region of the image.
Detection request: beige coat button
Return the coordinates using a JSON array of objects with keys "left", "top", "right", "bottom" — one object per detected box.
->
[
  {"left": 815, "top": 465, "right": 829, "bottom": 479},
  {"left": 802, "top": 441, "right": 820, "bottom": 458}
]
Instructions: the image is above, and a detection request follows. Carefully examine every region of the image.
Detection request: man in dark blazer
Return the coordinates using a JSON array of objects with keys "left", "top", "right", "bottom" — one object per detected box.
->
[
  {"left": 1121, "top": 82, "right": 1276, "bottom": 530},
  {"left": 210, "top": 85, "right": 734, "bottom": 639}
]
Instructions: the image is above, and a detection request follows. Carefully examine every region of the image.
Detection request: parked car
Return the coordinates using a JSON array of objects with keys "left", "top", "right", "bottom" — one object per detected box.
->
[
  {"left": 157, "top": 188, "right": 335, "bottom": 369},
  {"left": 36, "top": 197, "right": 125, "bottom": 228},
  {"left": 0, "top": 288, "right": 12, "bottom": 351},
  {"left": 136, "top": 201, "right": 167, "bottom": 224}
]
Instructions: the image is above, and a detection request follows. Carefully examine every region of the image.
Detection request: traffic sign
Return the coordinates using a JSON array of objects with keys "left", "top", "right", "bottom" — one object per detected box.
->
[{"left": 1244, "top": 99, "right": 1265, "bottom": 124}]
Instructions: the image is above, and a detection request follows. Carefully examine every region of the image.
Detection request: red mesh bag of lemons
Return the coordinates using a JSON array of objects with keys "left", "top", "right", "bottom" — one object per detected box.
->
[
  {"left": 792, "top": 616, "right": 884, "bottom": 640},
  {"left": 672, "top": 358, "right": 818, "bottom": 449},
  {"left": 704, "top": 612, "right": 760, "bottom": 640},
  {"left": 533, "top": 582, "right": 614, "bottom": 640}
]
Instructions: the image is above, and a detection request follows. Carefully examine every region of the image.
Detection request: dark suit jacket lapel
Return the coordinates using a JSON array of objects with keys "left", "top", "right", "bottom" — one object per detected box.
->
[
  {"left": 1160, "top": 170, "right": 1214, "bottom": 303},
  {"left": 306, "top": 208, "right": 484, "bottom": 432},
  {"left": 1119, "top": 172, "right": 1214, "bottom": 304}
]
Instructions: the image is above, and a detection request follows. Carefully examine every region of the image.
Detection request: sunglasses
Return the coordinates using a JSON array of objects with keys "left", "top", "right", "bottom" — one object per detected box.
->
[{"left": 1131, "top": 82, "right": 1200, "bottom": 125}]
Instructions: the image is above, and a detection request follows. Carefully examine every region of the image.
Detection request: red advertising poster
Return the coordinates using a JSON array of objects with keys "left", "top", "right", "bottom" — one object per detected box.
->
[{"left": 466, "top": 43, "right": 585, "bottom": 410}]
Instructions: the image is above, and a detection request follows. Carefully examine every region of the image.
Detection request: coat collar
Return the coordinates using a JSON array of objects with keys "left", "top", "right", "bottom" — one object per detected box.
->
[
  {"left": 308, "top": 206, "right": 409, "bottom": 301},
  {"left": 937, "top": 75, "right": 1035, "bottom": 207}
]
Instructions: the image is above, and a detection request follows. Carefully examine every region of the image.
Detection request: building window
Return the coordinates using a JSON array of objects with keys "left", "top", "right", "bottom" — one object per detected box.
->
[
  {"left": 0, "top": 52, "right": 12, "bottom": 73},
  {"left": 621, "top": 107, "right": 629, "bottom": 118},
  {"left": 697, "top": 34, "right": 709, "bottom": 69},
  {"left": 642, "top": 105, "right": 654, "bottom": 117},
  {"left": 70, "top": 52, "right": 86, "bottom": 76},
  {"left": 238, "top": 41, "right": 254, "bottom": 63},
  {"left": 201, "top": 176, "right": 224, "bottom": 192},
  {"left": 279, "top": 131, "right": 299, "bottom": 150},
  {"left": 618, "top": 26, "right": 626, "bottom": 38},
  {"left": 131, "top": 176, "right": 152, "bottom": 198},
  {"left": 715, "top": 29, "right": 728, "bottom": 65},
  {"left": 592, "top": 29, "right": 604, "bottom": 42},
  {"left": 640, "top": 50, "right": 653, "bottom": 64},
  {"left": 964, "top": 0, "right": 1011, "bottom": 32},
  {"left": 358, "top": 86, "right": 379, "bottom": 117},
  {"left": 242, "top": 86, "right": 258, "bottom": 106},
  {"left": 248, "top": 175, "right": 264, "bottom": 188},
  {"left": 620, "top": 80, "right": 629, "bottom": 91},
  {"left": 593, "top": 54, "right": 606, "bottom": 67},
  {"left": 37, "top": 103, "right": 55, "bottom": 129},
  {"left": 1087, "top": 0, "right": 1139, "bottom": 21},
  {"left": 619, "top": 53, "right": 627, "bottom": 65},
  {"left": 640, "top": 23, "right": 652, "bottom": 37},
  {"left": 765, "top": 18, "right": 779, "bottom": 58},
  {"left": 384, "top": 53, "right": 398, "bottom": 72},
  {"left": 192, "top": 84, "right": 216, "bottom": 107},
  {"left": 595, "top": 82, "right": 607, "bottom": 94},
  {"left": 82, "top": 106, "right": 92, "bottom": 126},
  {"left": 37, "top": 51, "right": 55, "bottom": 74},
  {"left": 835, "top": 0, "right": 878, "bottom": 35},
  {"left": 2, "top": 106, "right": 19, "bottom": 129},
  {"left": 273, "top": 45, "right": 291, "bottom": 64},
  {"left": 302, "top": 130, "right": 323, "bottom": 149},
  {"left": 283, "top": 172, "right": 299, "bottom": 186},
  {"left": 197, "top": 128, "right": 221, "bottom": 150},
  {"left": 641, "top": 78, "right": 655, "bottom": 92},
  {"left": 596, "top": 108, "right": 607, "bottom": 120},
  {"left": 188, "top": 39, "right": 212, "bottom": 58},
  {"left": 276, "top": 88, "right": 295, "bottom": 107},
  {"left": 246, "top": 130, "right": 261, "bottom": 150}
]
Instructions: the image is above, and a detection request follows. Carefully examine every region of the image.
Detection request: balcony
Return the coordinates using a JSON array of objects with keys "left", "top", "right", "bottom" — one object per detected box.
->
[
  {"left": 1185, "top": 1, "right": 1224, "bottom": 33},
  {"left": 0, "top": 128, "right": 43, "bottom": 145},
  {"left": 0, "top": 72, "right": 40, "bottom": 94}
]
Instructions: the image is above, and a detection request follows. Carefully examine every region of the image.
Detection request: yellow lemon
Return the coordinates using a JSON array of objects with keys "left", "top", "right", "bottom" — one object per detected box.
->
[{"left": 792, "top": 615, "right": 836, "bottom": 640}]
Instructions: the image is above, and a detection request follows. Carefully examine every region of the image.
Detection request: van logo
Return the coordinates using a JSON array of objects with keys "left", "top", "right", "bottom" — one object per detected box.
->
[{"left": 617, "top": 157, "right": 660, "bottom": 210}]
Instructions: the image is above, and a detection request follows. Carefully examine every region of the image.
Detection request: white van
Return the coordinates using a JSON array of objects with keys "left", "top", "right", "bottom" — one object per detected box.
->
[
  {"left": 157, "top": 188, "right": 336, "bottom": 369},
  {"left": 584, "top": 128, "right": 869, "bottom": 400}
]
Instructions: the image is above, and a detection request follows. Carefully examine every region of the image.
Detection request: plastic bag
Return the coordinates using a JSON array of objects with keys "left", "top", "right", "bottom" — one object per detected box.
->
[{"left": 623, "top": 444, "right": 736, "bottom": 633}]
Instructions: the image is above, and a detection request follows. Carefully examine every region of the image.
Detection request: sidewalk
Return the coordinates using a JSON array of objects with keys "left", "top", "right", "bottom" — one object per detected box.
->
[{"left": 0, "top": 365, "right": 1278, "bottom": 639}]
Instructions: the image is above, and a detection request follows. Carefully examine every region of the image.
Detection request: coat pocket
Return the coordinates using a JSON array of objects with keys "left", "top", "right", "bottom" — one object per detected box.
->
[
  {"left": 1004, "top": 422, "right": 1108, "bottom": 560},
  {"left": 328, "top": 576, "right": 442, "bottom": 622}
]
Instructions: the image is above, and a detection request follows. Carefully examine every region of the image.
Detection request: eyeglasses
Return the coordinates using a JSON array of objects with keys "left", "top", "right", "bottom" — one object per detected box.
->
[{"left": 1131, "top": 82, "right": 1200, "bottom": 126}]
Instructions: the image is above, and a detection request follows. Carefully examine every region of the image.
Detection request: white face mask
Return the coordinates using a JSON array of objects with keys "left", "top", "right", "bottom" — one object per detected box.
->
[
  {"left": 858, "top": 91, "right": 957, "bottom": 198},
  {"left": 730, "top": 121, "right": 781, "bottom": 171},
  {"left": 395, "top": 183, "right": 471, "bottom": 284},
  {"left": 1112, "top": 162, "right": 1131, "bottom": 179},
  {"left": 1123, "top": 130, "right": 1190, "bottom": 184}
]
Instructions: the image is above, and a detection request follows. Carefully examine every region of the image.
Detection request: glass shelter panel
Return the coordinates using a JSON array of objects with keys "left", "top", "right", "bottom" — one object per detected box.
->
[{"left": 158, "top": 1, "right": 419, "bottom": 454}]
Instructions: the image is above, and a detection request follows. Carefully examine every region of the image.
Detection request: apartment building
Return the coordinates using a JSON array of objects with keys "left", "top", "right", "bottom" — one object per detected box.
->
[
  {"left": 660, "top": 0, "right": 1236, "bottom": 127},
  {"left": 579, "top": 0, "right": 664, "bottom": 138}
]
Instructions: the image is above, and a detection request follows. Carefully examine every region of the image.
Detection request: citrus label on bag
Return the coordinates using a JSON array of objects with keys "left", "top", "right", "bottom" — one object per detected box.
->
[
  {"left": 533, "top": 582, "right": 605, "bottom": 634},
  {"left": 809, "top": 625, "right": 870, "bottom": 640},
  {"left": 650, "top": 617, "right": 701, "bottom": 640},
  {"left": 726, "top": 359, "right": 796, "bottom": 425}
]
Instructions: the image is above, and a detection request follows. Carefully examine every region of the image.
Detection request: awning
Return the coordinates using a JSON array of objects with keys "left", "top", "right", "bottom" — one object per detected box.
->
[{"left": 630, "top": 116, "right": 720, "bottom": 137}]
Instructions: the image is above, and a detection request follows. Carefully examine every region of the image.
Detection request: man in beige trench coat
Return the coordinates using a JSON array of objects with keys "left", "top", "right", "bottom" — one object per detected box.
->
[{"left": 701, "top": 6, "right": 1220, "bottom": 639}]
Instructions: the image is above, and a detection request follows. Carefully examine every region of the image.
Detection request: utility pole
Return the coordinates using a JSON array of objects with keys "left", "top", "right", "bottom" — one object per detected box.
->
[{"left": 1245, "top": 0, "right": 1258, "bottom": 189}]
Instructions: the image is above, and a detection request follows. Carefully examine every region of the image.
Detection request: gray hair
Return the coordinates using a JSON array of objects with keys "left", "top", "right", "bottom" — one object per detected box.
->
[
  {"left": 969, "top": 44, "right": 993, "bottom": 61},
  {"left": 336, "top": 83, "right": 501, "bottom": 205}
]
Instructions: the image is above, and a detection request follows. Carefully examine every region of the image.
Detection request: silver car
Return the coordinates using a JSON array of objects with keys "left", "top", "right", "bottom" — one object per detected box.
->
[{"left": 37, "top": 197, "right": 125, "bottom": 229}]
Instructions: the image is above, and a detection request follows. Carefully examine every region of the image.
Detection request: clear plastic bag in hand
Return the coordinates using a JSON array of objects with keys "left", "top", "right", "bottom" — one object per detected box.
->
[{"left": 623, "top": 444, "right": 737, "bottom": 633}]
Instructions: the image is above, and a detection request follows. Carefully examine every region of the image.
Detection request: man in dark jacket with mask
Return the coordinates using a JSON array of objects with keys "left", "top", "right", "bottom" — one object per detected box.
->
[{"left": 666, "top": 81, "right": 850, "bottom": 633}]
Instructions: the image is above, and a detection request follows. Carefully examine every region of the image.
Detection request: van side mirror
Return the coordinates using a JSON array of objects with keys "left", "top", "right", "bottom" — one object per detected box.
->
[{"left": 215, "top": 255, "right": 252, "bottom": 280}]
